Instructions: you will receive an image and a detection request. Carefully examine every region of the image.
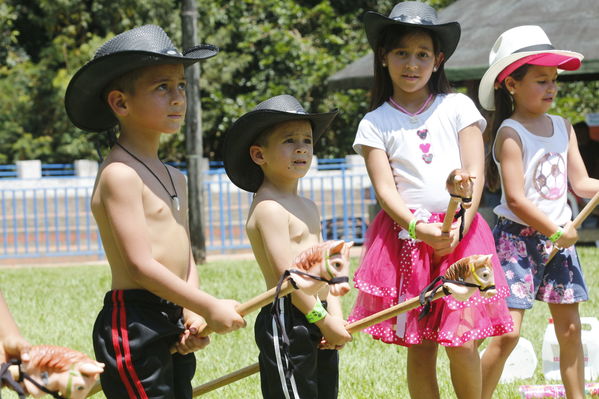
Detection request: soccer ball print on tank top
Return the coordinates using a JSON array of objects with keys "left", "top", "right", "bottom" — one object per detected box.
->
[{"left": 533, "top": 152, "right": 566, "bottom": 200}]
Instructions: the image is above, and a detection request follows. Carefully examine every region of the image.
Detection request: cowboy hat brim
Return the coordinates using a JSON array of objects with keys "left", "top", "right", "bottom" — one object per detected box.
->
[
  {"left": 364, "top": 11, "right": 461, "bottom": 60},
  {"left": 478, "top": 49, "right": 583, "bottom": 111},
  {"left": 224, "top": 109, "right": 338, "bottom": 193},
  {"left": 65, "top": 45, "right": 218, "bottom": 132}
]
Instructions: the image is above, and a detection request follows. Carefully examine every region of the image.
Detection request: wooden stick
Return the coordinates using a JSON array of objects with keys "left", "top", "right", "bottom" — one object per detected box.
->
[
  {"left": 199, "top": 280, "right": 295, "bottom": 336},
  {"left": 441, "top": 197, "right": 461, "bottom": 233},
  {"left": 547, "top": 191, "right": 599, "bottom": 263},
  {"left": 193, "top": 363, "right": 261, "bottom": 396},
  {"left": 346, "top": 290, "right": 446, "bottom": 334},
  {"left": 191, "top": 288, "right": 449, "bottom": 396}
]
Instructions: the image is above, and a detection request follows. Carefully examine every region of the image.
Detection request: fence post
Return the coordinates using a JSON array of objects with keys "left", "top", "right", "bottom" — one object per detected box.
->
[
  {"left": 16, "top": 160, "right": 41, "bottom": 179},
  {"left": 74, "top": 160, "right": 99, "bottom": 178}
]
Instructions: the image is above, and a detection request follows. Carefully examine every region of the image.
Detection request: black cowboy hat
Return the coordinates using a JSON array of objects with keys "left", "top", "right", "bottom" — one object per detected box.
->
[
  {"left": 65, "top": 24, "right": 218, "bottom": 132},
  {"left": 223, "top": 94, "right": 338, "bottom": 193},
  {"left": 364, "top": 1, "right": 461, "bottom": 60}
]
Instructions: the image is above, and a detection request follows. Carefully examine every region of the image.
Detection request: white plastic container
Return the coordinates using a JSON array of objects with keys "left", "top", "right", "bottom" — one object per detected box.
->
[
  {"left": 480, "top": 337, "right": 537, "bottom": 382},
  {"left": 542, "top": 317, "right": 599, "bottom": 381}
]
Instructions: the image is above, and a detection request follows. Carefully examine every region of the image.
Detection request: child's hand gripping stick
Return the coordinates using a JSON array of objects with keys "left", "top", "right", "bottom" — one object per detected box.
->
[
  {"left": 441, "top": 169, "right": 475, "bottom": 233},
  {"left": 546, "top": 190, "right": 599, "bottom": 264}
]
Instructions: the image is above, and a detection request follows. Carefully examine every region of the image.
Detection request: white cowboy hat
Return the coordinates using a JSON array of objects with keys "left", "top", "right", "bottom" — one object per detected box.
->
[{"left": 478, "top": 25, "right": 583, "bottom": 111}]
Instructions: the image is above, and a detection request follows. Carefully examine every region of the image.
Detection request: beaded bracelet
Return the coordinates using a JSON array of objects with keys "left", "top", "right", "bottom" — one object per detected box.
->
[
  {"left": 408, "top": 218, "right": 418, "bottom": 239},
  {"left": 305, "top": 299, "right": 327, "bottom": 323},
  {"left": 548, "top": 228, "right": 564, "bottom": 243}
]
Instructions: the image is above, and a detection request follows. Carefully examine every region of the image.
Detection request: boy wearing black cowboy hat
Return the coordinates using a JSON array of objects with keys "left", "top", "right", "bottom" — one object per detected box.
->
[
  {"left": 65, "top": 25, "right": 246, "bottom": 399},
  {"left": 223, "top": 94, "right": 353, "bottom": 398}
]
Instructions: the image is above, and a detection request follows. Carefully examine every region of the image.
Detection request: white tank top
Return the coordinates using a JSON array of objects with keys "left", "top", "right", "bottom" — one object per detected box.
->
[{"left": 493, "top": 114, "right": 572, "bottom": 226}]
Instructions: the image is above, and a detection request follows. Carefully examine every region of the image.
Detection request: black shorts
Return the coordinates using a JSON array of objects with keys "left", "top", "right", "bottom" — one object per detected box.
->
[
  {"left": 92, "top": 290, "right": 196, "bottom": 399},
  {"left": 255, "top": 296, "right": 339, "bottom": 399}
]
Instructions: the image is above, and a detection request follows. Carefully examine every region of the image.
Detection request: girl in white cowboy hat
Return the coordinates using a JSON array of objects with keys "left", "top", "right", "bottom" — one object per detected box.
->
[
  {"left": 478, "top": 25, "right": 599, "bottom": 399},
  {"left": 347, "top": 2, "right": 513, "bottom": 398}
]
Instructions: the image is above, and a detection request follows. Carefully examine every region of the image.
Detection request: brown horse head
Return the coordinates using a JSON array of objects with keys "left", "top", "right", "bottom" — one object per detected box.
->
[
  {"left": 290, "top": 240, "right": 354, "bottom": 296},
  {"left": 446, "top": 169, "right": 475, "bottom": 209},
  {"left": 444, "top": 254, "right": 496, "bottom": 301}
]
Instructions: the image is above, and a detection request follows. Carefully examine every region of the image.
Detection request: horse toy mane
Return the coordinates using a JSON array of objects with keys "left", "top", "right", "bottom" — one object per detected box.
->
[
  {"left": 288, "top": 240, "right": 353, "bottom": 296},
  {"left": 443, "top": 254, "right": 496, "bottom": 301},
  {"left": 4, "top": 345, "right": 104, "bottom": 399},
  {"left": 418, "top": 254, "right": 497, "bottom": 319}
]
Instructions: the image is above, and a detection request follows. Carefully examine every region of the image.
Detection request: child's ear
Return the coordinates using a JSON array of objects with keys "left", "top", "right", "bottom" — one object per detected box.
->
[
  {"left": 249, "top": 145, "right": 266, "bottom": 165},
  {"left": 504, "top": 76, "right": 517, "bottom": 95},
  {"left": 434, "top": 52, "right": 445, "bottom": 71},
  {"left": 106, "top": 90, "right": 128, "bottom": 117},
  {"left": 378, "top": 49, "right": 388, "bottom": 68}
]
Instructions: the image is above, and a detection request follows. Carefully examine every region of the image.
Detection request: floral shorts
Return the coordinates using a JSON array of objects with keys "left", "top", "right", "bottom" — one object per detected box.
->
[{"left": 493, "top": 217, "right": 588, "bottom": 309}]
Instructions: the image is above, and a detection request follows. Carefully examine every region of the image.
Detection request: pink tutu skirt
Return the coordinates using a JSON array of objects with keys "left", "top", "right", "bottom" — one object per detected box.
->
[{"left": 349, "top": 210, "right": 513, "bottom": 347}]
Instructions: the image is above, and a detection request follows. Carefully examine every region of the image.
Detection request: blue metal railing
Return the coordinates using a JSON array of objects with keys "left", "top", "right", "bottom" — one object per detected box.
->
[
  {"left": 0, "top": 161, "right": 375, "bottom": 259},
  {"left": 0, "top": 165, "right": 17, "bottom": 178},
  {"left": 42, "top": 163, "right": 75, "bottom": 177}
]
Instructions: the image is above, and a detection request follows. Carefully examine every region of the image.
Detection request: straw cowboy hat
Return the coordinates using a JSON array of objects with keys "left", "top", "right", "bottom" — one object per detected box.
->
[
  {"left": 65, "top": 24, "right": 218, "bottom": 132},
  {"left": 478, "top": 25, "right": 583, "bottom": 111},
  {"left": 363, "top": 1, "right": 461, "bottom": 60},
  {"left": 223, "top": 94, "right": 338, "bottom": 193}
]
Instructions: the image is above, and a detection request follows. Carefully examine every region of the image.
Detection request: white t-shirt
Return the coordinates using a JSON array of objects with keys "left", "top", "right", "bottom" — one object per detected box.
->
[
  {"left": 353, "top": 93, "right": 486, "bottom": 212},
  {"left": 493, "top": 115, "right": 572, "bottom": 226}
]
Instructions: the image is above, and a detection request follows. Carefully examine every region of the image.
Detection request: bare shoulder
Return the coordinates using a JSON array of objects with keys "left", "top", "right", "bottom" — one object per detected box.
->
[
  {"left": 250, "top": 199, "right": 289, "bottom": 224},
  {"left": 96, "top": 161, "right": 143, "bottom": 198},
  {"left": 496, "top": 125, "right": 521, "bottom": 146}
]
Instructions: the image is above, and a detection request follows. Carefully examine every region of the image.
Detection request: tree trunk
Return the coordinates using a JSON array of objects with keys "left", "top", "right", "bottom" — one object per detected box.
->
[{"left": 181, "top": 0, "right": 206, "bottom": 263}]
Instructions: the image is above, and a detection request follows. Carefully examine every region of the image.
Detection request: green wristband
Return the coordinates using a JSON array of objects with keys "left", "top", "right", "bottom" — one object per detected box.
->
[
  {"left": 408, "top": 218, "right": 418, "bottom": 239},
  {"left": 549, "top": 228, "right": 564, "bottom": 243},
  {"left": 305, "top": 299, "right": 327, "bottom": 323}
]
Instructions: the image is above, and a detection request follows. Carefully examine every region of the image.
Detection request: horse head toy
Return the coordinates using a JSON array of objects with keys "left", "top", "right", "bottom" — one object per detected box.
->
[
  {"left": 446, "top": 169, "right": 475, "bottom": 210},
  {"left": 4, "top": 345, "right": 104, "bottom": 399},
  {"left": 443, "top": 254, "right": 497, "bottom": 301},
  {"left": 289, "top": 240, "right": 354, "bottom": 296}
]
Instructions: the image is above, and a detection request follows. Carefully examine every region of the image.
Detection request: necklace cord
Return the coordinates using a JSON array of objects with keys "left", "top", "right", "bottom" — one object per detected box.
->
[{"left": 115, "top": 142, "right": 178, "bottom": 201}]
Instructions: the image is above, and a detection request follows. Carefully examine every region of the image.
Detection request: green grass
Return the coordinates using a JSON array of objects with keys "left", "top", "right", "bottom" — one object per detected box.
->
[{"left": 1, "top": 247, "right": 598, "bottom": 398}]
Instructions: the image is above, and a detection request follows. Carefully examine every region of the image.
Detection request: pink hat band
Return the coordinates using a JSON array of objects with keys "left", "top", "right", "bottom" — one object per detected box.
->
[{"left": 497, "top": 53, "right": 581, "bottom": 83}]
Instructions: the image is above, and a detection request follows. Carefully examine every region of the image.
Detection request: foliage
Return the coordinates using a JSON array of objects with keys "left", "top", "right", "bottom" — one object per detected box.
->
[
  {"left": 0, "top": 0, "right": 439, "bottom": 164},
  {"left": 1, "top": 0, "right": 597, "bottom": 164}
]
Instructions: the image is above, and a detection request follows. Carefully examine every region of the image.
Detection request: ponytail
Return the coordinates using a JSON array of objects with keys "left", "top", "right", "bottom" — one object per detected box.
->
[{"left": 483, "top": 64, "right": 530, "bottom": 192}]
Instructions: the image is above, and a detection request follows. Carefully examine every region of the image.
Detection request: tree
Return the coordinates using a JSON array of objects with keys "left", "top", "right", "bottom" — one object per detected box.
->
[
  {"left": 181, "top": 0, "right": 207, "bottom": 263},
  {"left": 1, "top": 0, "right": 597, "bottom": 166}
]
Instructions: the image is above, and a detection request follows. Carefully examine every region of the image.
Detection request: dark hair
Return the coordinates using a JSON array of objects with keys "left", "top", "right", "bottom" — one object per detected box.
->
[
  {"left": 483, "top": 64, "right": 531, "bottom": 192},
  {"left": 369, "top": 25, "right": 452, "bottom": 111},
  {"left": 102, "top": 68, "right": 142, "bottom": 101},
  {"left": 252, "top": 120, "right": 314, "bottom": 148}
]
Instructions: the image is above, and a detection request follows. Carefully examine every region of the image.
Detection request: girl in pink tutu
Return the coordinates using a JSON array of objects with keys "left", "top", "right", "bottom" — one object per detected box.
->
[{"left": 347, "top": 2, "right": 513, "bottom": 398}]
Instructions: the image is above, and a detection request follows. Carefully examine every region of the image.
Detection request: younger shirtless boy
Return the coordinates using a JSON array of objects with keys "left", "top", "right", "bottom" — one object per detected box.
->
[
  {"left": 64, "top": 25, "right": 245, "bottom": 398},
  {"left": 223, "top": 94, "right": 353, "bottom": 398}
]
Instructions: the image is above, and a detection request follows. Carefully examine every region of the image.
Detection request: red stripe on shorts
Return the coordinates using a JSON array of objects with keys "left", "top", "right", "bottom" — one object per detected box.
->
[
  {"left": 111, "top": 290, "right": 138, "bottom": 398},
  {"left": 116, "top": 290, "right": 148, "bottom": 399}
]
